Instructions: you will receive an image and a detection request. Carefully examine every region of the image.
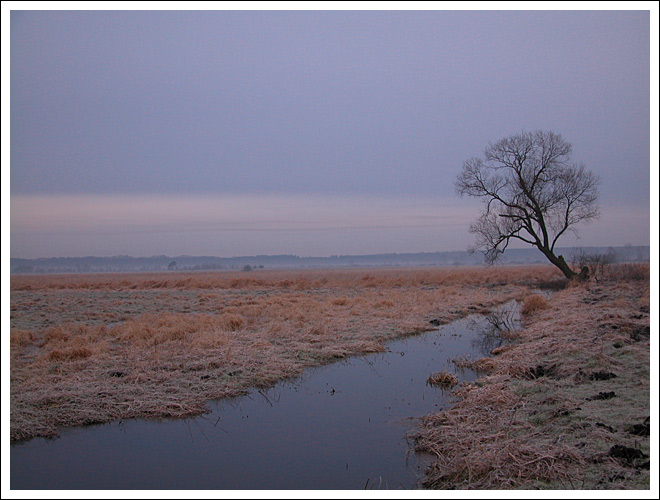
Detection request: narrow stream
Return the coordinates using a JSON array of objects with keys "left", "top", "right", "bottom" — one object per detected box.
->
[{"left": 11, "top": 302, "right": 519, "bottom": 490}]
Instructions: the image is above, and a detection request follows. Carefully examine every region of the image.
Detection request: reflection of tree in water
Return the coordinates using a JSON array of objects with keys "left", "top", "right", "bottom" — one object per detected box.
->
[{"left": 467, "top": 302, "right": 521, "bottom": 356}]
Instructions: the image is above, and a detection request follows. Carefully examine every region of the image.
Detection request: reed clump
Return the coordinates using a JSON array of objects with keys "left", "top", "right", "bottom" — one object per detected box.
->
[{"left": 427, "top": 371, "right": 459, "bottom": 388}]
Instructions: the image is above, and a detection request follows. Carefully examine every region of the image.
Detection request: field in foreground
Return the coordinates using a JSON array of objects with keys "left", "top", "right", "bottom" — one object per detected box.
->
[
  {"left": 10, "top": 264, "right": 651, "bottom": 489},
  {"left": 414, "top": 263, "right": 651, "bottom": 489},
  {"left": 10, "top": 265, "right": 553, "bottom": 442}
]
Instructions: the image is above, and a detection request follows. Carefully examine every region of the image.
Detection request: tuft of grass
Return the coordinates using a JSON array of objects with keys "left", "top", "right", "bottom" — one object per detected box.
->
[
  {"left": 218, "top": 313, "right": 245, "bottom": 331},
  {"left": 520, "top": 294, "right": 550, "bottom": 316},
  {"left": 331, "top": 296, "right": 351, "bottom": 306},
  {"left": 10, "top": 329, "right": 34, "bottom": 347},
  {"left": 427, "top": 371, "right": 459, "bottom": 388},
  {"left": 452, "top": 355, "right": 498, "bottom": 373},
  {"left": 468, "top": 357, "right": 499, "bottom": 372},
  {"left": 47, "top": 345, "right": 92, "bottom": 361}
]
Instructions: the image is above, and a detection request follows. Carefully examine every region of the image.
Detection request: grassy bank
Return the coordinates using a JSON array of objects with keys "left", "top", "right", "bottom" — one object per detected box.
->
[
  {"left": 10, "top": 265, "right": 559, "bottom": 442},
  {"left": 413, "top": 263, "right": 651, "bottom": 489}
]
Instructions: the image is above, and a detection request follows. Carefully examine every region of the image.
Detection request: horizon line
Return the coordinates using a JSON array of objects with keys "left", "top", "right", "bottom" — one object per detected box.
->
[{"left": 10, "top": 243, "right": 652, "bottom": 263}]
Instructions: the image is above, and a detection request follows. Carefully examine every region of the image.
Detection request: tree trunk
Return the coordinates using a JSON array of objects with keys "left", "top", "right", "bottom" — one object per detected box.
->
[{"left": 539, "top": 247, "right": 577, "bottom": 280}]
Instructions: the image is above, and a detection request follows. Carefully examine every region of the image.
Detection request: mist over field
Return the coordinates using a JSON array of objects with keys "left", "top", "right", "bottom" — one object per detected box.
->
[{"left": 9, "top": 245, "right": 651, "bottom": 275}]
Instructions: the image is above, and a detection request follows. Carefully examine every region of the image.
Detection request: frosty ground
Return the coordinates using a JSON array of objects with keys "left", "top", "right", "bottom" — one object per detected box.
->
[{"left": 10, "top": 264, "right": 650, "bottom": 489}]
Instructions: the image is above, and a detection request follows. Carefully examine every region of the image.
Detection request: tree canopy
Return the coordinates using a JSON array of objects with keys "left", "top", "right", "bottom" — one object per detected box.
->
[{"left": 456, "top": 130, "right": 600, "bottom": 279}]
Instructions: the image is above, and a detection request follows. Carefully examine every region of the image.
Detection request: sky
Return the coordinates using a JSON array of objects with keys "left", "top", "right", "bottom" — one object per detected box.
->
[{"left": 4, "top": 2, "right": 657, "bottom": 259}]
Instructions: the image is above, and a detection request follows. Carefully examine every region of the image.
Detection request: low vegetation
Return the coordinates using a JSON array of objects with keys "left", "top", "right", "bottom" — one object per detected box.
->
[
  {"left": 10, "top": 265, "right": 556, "bottom": 442},
  {"left": 414, "top": 263, "right": 650, "bottom": 489},
  {"left": 427, "top": 371, "right": 459, "bottom": 388},
  {"left": 10, "top": 264, "right": 650, "bottom": 490}
]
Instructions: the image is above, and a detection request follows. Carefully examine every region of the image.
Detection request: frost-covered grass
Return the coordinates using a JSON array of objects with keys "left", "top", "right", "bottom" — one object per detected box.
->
[
  {"left": 414, "top": 265, "right": 650, "bottom": 489},
  {"left": 11, "top": 265, "right": 555, "bottom": 442}
]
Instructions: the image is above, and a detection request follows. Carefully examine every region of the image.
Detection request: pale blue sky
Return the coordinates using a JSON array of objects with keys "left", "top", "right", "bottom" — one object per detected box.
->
[{"left": 5, "top": 4, "right": 656, "bottom": 258}]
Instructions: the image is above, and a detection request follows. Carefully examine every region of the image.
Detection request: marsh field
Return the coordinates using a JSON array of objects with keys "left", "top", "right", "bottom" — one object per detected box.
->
[{"left": 10, "top": 264, "right": 651, "bottom": 489}]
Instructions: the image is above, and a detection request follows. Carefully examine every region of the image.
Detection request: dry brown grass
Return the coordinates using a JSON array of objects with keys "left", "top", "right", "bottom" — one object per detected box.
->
[
  {"left": 10, "top": 329, "right": 34, "bottom": 347},
  {"left": 10, "top": 265, "right": 560, "bottom": 292},
  {"left": 10, "top": 263, "right": 651, "bottom": 489},
  {"left": 520, "top": 293, "right": 550, "bottom": 316},
  {"left": 415, "top": 379, "right": 586, "bottom": 489},
  {"left": 10, "top": 265, "right": 558, "bottom": 442},
  {"left": 427, "top": 371, "right": 459, "bottom": 388},
  {"left": 413, "top": 264, "right": 651, "bottom": 489}
]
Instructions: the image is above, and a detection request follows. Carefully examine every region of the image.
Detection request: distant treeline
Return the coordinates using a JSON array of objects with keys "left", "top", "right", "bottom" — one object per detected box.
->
[{"left": 10, "top": 245, "right": 650, "bottom": 275}]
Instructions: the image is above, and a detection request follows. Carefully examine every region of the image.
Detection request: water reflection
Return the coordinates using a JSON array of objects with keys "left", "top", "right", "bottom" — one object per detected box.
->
[{"left": 469, "top": 301, "right": 521, "bottom": 354}]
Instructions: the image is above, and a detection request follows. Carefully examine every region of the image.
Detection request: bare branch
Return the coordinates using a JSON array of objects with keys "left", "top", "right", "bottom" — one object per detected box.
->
[{"left": 456, "top": 130, "right": 600, "bottom": 280}]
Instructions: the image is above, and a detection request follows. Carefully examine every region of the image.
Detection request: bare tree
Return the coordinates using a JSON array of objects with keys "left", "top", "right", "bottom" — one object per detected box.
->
[
  {"left": 456, "top": 130, "right": 600, "bottom": 280},
  {"left": 572, "top": 248, "right": 616, "bottom": 283}
]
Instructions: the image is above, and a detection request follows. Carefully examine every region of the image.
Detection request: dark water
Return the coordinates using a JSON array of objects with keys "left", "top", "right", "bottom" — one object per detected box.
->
[{"left": 11, "top": 303, "right": 518, "bottom": 490}]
